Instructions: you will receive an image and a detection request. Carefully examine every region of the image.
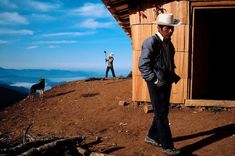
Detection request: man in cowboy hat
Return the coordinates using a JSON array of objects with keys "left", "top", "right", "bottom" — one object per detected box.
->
[{"left": 138, "top": 13, "right": 181, "bottom": 155}]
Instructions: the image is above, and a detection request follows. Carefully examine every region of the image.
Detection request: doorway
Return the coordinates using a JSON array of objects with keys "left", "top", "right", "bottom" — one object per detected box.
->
[{"left": 191, "top": 7, "right": 235, "bottom": 100}]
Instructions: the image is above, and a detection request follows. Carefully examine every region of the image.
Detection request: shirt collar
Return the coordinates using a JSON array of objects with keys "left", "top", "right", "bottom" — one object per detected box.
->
[{"left": 156, "top": 32, "right": 164, "bottom": 42}]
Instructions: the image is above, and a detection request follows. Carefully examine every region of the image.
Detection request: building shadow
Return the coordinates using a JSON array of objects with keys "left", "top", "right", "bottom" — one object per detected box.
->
[
  {"left": 174, "top": 123, "right": 235, "bottom": 156},
  {"left": 47, "top": 90, "right": 75, "bottom": 98}
]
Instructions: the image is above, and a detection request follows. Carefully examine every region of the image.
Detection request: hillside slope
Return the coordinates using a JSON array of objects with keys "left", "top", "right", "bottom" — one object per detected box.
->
[
  {"left": 0, "top": 78, "right": 234, "bottom": 156},
  {"left": 0, "top": 84, "right": 27, "bottom": 109}
]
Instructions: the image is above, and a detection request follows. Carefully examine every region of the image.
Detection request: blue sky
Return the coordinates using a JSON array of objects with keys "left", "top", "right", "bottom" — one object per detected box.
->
[{"left": 0, "top": 0, "right": 132, "bottom": 72}]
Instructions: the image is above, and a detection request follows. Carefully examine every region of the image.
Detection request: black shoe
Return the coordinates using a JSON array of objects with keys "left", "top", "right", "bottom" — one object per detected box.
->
[
  {"left": 144, "top": 136, "right": 161, "bottom": 147},
  {"left": 163, "top": 148, "right": 180, "bottom": 156}
]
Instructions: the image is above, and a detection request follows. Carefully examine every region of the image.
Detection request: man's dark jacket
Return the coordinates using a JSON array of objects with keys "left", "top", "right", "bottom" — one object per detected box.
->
[{"left": 138, "top": 34, "right": 180, "bottom": 85}]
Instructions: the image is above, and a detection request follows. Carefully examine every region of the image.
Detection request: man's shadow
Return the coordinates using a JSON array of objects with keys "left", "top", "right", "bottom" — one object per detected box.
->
[{"left": 173, "top": 123, "right": 235, "bottom": 156}]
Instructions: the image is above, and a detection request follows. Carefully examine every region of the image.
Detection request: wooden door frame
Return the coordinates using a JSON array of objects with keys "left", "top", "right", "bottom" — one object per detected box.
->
[{"left": 186, "top": 1, "right": 235, "bottom": 107}]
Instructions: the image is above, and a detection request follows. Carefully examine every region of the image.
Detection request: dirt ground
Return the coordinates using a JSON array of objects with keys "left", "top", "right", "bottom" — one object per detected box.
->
[{"left": 0, "top": 78, "right": 234, "bottom": 156}]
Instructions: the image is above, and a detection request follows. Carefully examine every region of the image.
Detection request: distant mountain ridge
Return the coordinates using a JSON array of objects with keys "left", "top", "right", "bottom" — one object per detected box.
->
[
  {"left": 0, "top": 82, "right": 29, "bottom": 94},
  {"left": 0, "top": 67, "right": 104, "bottom": 88},
  {"left": 0, "top": 67, "right": 102, "bottom": 79}
]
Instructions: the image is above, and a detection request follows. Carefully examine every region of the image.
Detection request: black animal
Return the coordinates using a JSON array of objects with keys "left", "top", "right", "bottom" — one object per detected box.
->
[{"left": 29, "top": 78, "right": 45, "bottom": 99}]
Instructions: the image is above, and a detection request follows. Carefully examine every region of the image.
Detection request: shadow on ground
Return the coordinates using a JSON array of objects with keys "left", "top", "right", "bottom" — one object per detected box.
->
[{"left": 175, "top": 124, "right": 235, "bottom": 156}]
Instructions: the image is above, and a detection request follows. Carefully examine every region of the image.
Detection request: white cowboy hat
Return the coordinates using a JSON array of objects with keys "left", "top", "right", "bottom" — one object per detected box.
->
[{"left": 156, "top": 13, "right": 181, "bottom": 27}]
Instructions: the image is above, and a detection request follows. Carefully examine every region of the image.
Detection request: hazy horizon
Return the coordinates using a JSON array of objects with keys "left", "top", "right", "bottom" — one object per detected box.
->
[{"left": 0, "top": 67, "right": 131, "bottom": 91}]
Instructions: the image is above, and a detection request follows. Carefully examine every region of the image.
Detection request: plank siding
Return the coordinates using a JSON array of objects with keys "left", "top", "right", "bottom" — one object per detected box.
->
[{"left": 130, "top": 1, "right": 189, "bottom": 103}]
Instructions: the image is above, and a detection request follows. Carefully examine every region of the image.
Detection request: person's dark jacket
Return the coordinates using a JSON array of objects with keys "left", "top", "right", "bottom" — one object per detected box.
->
[{"left": 138, "top": 34, "right": 180, "bottom": 86}]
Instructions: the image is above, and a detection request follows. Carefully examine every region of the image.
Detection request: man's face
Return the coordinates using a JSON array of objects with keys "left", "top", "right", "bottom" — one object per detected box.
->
[{"left": 159, "top": 25, "right": 174, "bottom": 39}]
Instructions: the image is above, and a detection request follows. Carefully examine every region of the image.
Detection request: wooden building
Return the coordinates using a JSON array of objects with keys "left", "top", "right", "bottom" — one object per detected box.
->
[{"left": 102, "top": 0, "right": 235, "bottom": 107}]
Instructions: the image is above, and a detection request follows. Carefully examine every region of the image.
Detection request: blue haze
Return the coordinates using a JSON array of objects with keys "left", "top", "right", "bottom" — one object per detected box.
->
[{"left": 0, "top": 67, "right": 130, "bottom": 93}]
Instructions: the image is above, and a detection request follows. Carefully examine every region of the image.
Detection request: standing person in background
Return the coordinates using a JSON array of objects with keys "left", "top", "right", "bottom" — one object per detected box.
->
[
  {"left": 105, "top": 53, "right": 116, "bottom": 78},
  {"left": 138, "top": 13, "right": 181, "bottom": 156}
]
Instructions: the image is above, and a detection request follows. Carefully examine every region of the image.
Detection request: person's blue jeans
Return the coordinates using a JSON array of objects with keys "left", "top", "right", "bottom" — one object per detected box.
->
[
  {"left": 146, "top": 81, "right": 174, "bottom": 149},
  {"left": 106, "top": 66, "right": 116, "bottom": 77}
]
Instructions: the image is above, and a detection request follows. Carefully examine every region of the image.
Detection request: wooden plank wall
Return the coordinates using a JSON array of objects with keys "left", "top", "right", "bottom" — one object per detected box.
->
[{"left": 129, "top": 1, "right": 190, "bottom": 103}]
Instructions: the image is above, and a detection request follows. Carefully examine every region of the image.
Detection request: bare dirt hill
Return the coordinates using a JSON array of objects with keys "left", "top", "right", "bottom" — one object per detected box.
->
[{"left": 0, "top": 78, "right": 234, "bottom": 156}]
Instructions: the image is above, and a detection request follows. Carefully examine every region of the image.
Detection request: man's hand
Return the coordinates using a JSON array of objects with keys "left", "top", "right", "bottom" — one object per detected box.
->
[{"left": 154, "top": 79, "right": 166, "bottom": 87}]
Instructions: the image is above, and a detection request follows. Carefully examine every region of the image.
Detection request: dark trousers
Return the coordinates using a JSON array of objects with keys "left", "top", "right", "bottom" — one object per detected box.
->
[
  {"left": 105, "top": 66, "right": 116, "bottom": 77},
  {"left": 146, "top": 81, "right": 174, "bottom": 149}
]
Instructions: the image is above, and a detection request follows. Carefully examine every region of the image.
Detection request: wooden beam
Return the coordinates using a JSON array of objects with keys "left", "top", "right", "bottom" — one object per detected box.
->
[
  {"left": 116, "top": 9, "right": 129, "bottom": 16},
  {"left": 185, "top": 99, "right": 235, "bottom": 107},
  {"left": 191, "top": 1, "right": 235, "bottom": 7},
  {"left": 102, "top": 0, "right": 131, "bottom": 37},
  {"left": 111, "top": 0, "right": 127, "bottom": 7},
  {"left": 117, "top": 18, "right": 129, "bottom": 23}
]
